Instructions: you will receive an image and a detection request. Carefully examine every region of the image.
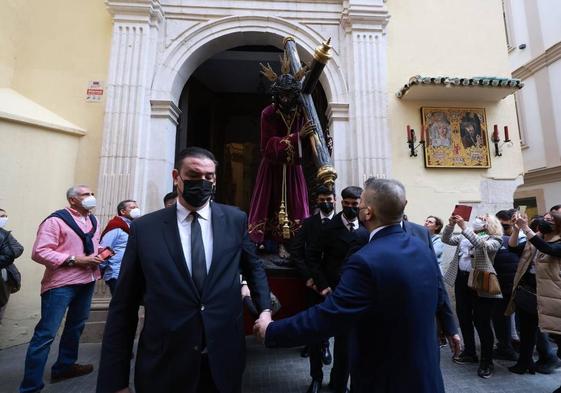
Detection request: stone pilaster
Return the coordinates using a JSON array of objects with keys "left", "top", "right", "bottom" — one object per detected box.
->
[
  {"left": 340, "top": 0, "right": 391, "bottom": 186},
  {"left": 97, "top": 0, "right": 165, "bottom": 225}
]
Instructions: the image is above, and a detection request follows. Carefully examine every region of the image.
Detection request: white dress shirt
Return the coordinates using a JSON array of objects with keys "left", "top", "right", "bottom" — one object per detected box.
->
[
  {"left": 341, "top": 213, "right": 359, "bottom": 232},
  {"left": 177, "top": 201, "right": 213, "bottom": 274},
  {"left": 320, "top": 210, "right": 335, "bottom": 221},
  {"left": 369, "top": 224, "right": 392, "bottom": 241},
  {"left": 458, "top": 237, "right": 473, "bottom": 272}
]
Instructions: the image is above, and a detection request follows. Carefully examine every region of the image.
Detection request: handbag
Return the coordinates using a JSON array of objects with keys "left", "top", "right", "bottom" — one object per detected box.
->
[
  {"left": 0, "top": 271, "right": 10, "bottom": 308},
  {"left": 469, "top": 244, "right": 502, "bottom": 296},
  {"left": 513, "top": 284, "right": 537, "bottom": 315},
  {"left": 471, "top": 269, "right": 502, "bottom": 296}
]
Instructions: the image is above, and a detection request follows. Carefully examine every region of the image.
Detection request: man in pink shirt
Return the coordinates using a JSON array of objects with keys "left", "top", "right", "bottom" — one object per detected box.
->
[{"left": 20, "top": 185, "right": 103, "bottom": 393}]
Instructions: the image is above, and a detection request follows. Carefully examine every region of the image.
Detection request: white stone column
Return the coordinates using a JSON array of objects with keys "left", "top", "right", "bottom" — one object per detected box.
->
[
  {"left": 97, "top": 0, "right": 164, "bottom": 223},
  {"left": 341, "top": 1, "right": 391, "bottom": 186}
]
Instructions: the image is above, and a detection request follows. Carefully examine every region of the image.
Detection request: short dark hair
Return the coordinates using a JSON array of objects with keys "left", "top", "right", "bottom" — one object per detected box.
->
[
  {"left": 174, "top": 147, "right": 218, "bottom": 170},
  {"left": 163, "top": 191, "right": 177, "bottom": 204},
  {"left": 117, "top": 200, "right": 136, "bottom": 216},
  {"left": 496, "top": 209, "right": 516, "bottom": 221},
  {"left": 341, "top": 186, "right": 362, "bottom": 200},
  {"left": 550, "top": 204, "right": 561, "bottom": 212},
  {"left": 316, "top": 185, "right": 335, "bottom": 197},
  {"left": 427, "top": 215, "right": 443, "bottom": 234},
  {"left": 529, "top": 215, "right": 544, "bottom": 232},
  {"left": 363, "top": 178, "right": 406, "bottom": 224}
]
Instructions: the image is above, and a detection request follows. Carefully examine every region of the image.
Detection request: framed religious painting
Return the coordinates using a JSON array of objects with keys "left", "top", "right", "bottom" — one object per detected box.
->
[{"left": 421, "top": 107, "right": 491, "bottom": 168}]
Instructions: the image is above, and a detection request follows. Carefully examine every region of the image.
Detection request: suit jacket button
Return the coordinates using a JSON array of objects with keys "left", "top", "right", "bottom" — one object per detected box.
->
[
  {"left": 193, "top": 345, "right": 199, "bottom": 351},
  {"left": 200, "top": 305, "right": 205, "bottom": 311}
]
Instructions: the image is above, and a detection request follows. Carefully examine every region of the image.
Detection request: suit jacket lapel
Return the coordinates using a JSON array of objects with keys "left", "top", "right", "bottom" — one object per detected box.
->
[
  {"left": 203, "top": 202, "right": 225, "bottom": 294},
  {"left": 162, "top": 206, "right": 200, "bottom": 301}
]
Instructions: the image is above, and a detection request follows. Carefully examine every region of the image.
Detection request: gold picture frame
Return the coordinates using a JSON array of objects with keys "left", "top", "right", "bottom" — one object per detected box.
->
[{"left": 422, "top": 107, "right": 491, "bottom": 168}]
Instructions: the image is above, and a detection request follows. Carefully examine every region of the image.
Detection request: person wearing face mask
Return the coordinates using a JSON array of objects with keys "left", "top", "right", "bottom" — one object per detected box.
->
[
  {"left": 0, "top": 208, "right": 24, "bottom": 323},
  {"left": 97, "top": 147, "right": 271, "bottom": 393},
  {"left": 290, "top": 185, "right": 335, "bottom": 393},
  {"left": 443, "top": 213, "right": 503, "bottom": 379},
  {"left": 99, "top": 200, "right": 141, "bottom": 295},
  {"left": 255, "top": 178, "right": 448, "bottom": 393},
  {"left": 505, "top": 212, "right": 561, "bottom": 382},
  {"left": 20, "top": 185, "right": 103, "bottom": 393},
  {"left": 305, "top": 186, "right": 366, "bottom": 393}
]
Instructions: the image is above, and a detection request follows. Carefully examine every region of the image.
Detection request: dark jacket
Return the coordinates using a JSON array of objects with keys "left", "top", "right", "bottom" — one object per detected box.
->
[
  {"left": 308, "top": 212, "right": 368, "bottom": 291},
  {"left": 350, "top": 221, "right": 458, "bottom": 336},
  {"left": 97, "top": 203, "right": 271, "bottom": 393},
  {"left": 290, "top": 213, "right": 330, "bottom": 279},
  {"left": 0, "top": 228, "right": 24, "bottom": 269},
  {"left": 493, "top": 235, "right": 520, "bottom": 295},
  {"left": 266, "top": 225, "right": 445, "bottom": 393}
]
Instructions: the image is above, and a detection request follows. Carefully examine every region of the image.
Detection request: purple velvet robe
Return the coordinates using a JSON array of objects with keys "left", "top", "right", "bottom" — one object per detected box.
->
[{"left": 248, "top": 104, "right": 310, "bottom": 243}]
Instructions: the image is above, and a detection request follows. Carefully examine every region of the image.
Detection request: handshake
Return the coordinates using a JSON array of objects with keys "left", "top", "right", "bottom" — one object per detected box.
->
[{"left": 253, "top": 311, "right": 274, "bottom": 342}]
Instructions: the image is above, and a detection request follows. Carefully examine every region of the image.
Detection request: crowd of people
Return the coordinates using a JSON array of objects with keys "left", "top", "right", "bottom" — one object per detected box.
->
[{"left": 1, "top": 146, "right": 560, "bottom": 393}]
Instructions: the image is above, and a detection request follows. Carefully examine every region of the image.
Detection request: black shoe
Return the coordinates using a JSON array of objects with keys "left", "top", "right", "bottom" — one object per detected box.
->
[
  {"left": 477, "top": 361, "right": 494, "bottom": 379},
  {"left": 453, "top": 351, "right": 479, "bottom": 364},
  {"left": 306, "top": 379, "right": 322, "bottom": 393},
  {"left": 51, "top": 363, "right": 94, "bottom": 383},
  {"left": 321, "top": 343, "right": 332, "bottom": 366},
  {"left": 300, "top": 346, "right": 310, "bottom": 358},
  {"left": 508, "top": 363, "right": 536, "bottom": 375},
  {"left": 493, "top": 347, "right": 519, "bottom": 361},
  {"left": 536, "top": 358, "right": 561, "bottom": 374}
]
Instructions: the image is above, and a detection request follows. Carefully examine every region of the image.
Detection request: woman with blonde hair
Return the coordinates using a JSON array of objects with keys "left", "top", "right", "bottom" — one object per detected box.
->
[{"left": 443, "top": 213, "right": 503, "bottom": 378}]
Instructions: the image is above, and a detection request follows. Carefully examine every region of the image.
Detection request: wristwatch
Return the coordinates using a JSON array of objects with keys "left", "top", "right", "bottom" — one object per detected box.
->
[{"left": 65, "top": 256, "right": 76, "bottom": 267}]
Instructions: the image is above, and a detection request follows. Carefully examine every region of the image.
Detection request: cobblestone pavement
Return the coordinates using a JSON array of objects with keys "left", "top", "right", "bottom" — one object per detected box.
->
[{"left": 0, "top": 337, "right": 559, "bottom": 392}]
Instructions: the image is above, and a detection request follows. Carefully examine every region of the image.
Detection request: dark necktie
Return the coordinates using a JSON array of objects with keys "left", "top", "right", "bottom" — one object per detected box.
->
[
  {"left": 322, "top": 218, "right": 330, "bottom": 224},
  {"left": 190, "top": 212, "right": 207, "bottom": 294},
  {"left": 348, "top": 223, "right": 355, "bottom": 232}
]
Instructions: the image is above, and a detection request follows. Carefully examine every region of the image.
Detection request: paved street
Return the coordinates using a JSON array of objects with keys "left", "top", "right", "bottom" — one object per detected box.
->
[{"left": 0, "top": 337, "right": 559, "bottom": 393}]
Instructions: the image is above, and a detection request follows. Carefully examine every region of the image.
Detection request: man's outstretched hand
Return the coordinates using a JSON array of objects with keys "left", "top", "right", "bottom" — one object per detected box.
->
[{"left": 253, "top": 311, "right": 273, "bottom": 342}]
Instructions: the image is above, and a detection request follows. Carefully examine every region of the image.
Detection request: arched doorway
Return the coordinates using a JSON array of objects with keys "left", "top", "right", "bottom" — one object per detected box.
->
[{"left": 175, "top": 44, "right": 330, "bottom": 212}]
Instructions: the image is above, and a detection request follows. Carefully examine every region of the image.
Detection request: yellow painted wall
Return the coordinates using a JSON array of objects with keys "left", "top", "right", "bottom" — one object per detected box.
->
[
  {"left": 0, "top": 0, "right": 112, "bottom": 347},
  {"left": 387, "top": 0, "right": 524, "bottom": 224},
  {"left": 0, "top": 121, "right": 82, "bottom": 346}
]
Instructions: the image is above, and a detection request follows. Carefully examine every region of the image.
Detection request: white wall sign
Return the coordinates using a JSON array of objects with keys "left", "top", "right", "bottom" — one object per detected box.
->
[{"left": 86, "top": 80, "right": 104, "bottom": 102}]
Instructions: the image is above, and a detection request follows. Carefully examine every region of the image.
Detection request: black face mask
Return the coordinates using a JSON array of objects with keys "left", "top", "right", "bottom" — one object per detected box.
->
[
  {"left": 343, "top": 206, "right": 359, "bottom": 220},
  {"left": 538, "top": 220, "right": 554, "bottom": 234},
  {"left": 180, "top": 178, "right": 214, "bottom": 208},
  {"left": 318, "top": 202, "right": 334, "bottom": 215}
]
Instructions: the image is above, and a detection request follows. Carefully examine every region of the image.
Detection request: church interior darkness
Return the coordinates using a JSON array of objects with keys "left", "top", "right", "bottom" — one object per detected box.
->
[{"left": 176, "top": 45, "right": 329, "bottom": 213}]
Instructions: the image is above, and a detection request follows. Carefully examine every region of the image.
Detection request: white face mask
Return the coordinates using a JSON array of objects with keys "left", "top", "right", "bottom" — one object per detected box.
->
[
  {"left": 472, "top": 217, "right": 486, "bottom": 232},
  {"left": 129, "top": 208, "right": 141, "bottom": 219},
  {"left": 81, "top": 195, "right": 97, "bottom": 210},
  {"left": 0, "top": 217, "right": 8, "bottom": 228}
]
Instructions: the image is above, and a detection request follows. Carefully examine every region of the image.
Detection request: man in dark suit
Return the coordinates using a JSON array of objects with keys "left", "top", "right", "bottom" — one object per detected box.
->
[
  {"left": 290, "top": 185, "right": 336, "bottom": 393},
  {"left": 306, "top": 186, "right": 367, "bottom": 393},
  {"left": 255, "top": 178, "right": 446, "bottom": 392},
  {"left": 97, "top": 147, "right": 271, "bottom": 393},
  {"left": 348, "top": 209, "right": 460, "bottom": 352}
]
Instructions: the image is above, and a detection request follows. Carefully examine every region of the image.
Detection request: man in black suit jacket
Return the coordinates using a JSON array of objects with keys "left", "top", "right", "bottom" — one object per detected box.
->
[
  {"left": 290, "top": 185, "right": 336, "bottom": 393},
  {"left": 307, "top": 186, "right": 367, "bottom": 393},
  {"left": 97, "top": 147, "right": 271, "bottom": 393}
]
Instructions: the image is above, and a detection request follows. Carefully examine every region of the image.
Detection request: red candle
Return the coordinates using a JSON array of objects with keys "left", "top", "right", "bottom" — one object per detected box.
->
[
  {"left": 407, "top": 125, "right": 411, "bottom": 142},
  {"left": 493, "top": 124, "right": 499, "bottom": 141},
  {"left": 410, "top": 129, "right": 416, "bottom": 142},
  {"left": 504, "top": 126, "right": 510, "bottom": 141}
]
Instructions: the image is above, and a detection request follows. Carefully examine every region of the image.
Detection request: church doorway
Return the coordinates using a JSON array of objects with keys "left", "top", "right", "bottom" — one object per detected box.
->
[{"left": 175, "top": 45, "right": 329, "bottom": 213}]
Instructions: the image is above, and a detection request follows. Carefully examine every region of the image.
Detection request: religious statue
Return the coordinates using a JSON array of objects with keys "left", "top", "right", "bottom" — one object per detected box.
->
[
  {"left": 248, "top": 54, "right": 312, "bottom": 257},
  {"left": 248, "top": 37, "right": 337, "bottom": 258}
]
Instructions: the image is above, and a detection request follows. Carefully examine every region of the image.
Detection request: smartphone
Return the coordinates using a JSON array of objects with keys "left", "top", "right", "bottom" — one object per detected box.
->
[
  {"left": 98, "top": 247, "right": 115, "bottom": 261},
  {"left": 518, "top": 205, "right": 527, "bottom": 215}
]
